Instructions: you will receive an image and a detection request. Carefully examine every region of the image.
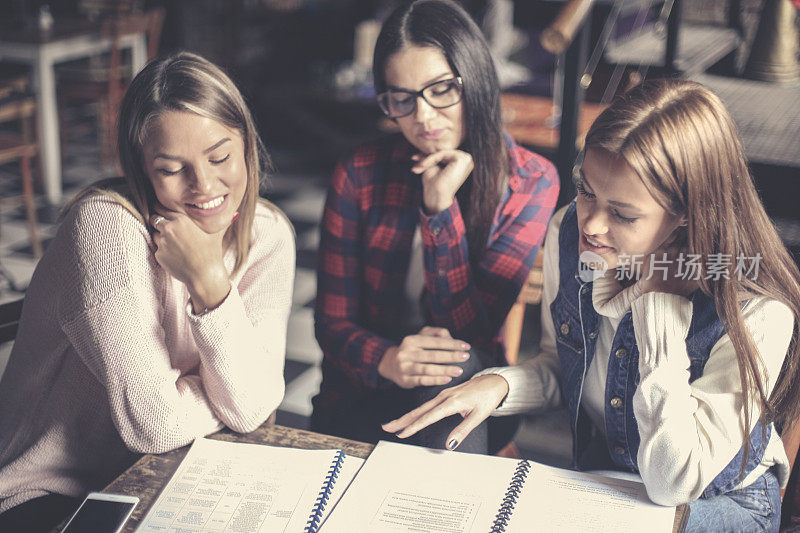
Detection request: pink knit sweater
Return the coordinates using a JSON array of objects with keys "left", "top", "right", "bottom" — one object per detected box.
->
[{"left": 0, "top": 195, "right": 294, "bottom": 513}]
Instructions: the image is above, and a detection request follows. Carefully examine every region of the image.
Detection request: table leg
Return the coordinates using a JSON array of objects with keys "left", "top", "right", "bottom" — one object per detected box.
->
[{"left": 32, "top": 51, "right": 62, "bottom": 205}]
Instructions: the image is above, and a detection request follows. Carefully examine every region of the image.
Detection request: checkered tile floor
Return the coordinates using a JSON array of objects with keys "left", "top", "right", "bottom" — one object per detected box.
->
[{"left": 0, "top": 133, "right": 325, "bottom": 431}]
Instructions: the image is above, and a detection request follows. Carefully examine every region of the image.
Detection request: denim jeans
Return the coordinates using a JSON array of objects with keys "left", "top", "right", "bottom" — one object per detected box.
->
[{"left": 685, "top": 468, "right": 781, "bottom": 533}]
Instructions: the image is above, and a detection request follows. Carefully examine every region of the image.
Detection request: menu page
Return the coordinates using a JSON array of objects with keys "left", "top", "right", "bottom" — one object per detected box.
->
[
  {"left": 135, "top": 438, "right": 363, "bottom": 533},
  {"left": 319, "top": 441, "right": 676, "bottom": 533},
  {"left": 505, "top": 464, "right": 676, "bottom": 532},
  {"left": 320, "top": 441, "right": 517, "bottom": 533}
]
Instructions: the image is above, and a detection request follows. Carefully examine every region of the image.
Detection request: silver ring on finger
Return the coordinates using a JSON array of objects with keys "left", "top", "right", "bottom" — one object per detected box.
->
[{"left": 153, "top": 216, "right": 166, "bottom": 228}]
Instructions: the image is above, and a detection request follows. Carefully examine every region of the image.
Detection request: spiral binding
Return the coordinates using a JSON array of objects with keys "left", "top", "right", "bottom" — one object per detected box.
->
[
  {"left": 490, "top": 459, "right": 531, "bottom": 532},
  {"left": 305, "top": 450, "right": 346, "bottom": 533}
]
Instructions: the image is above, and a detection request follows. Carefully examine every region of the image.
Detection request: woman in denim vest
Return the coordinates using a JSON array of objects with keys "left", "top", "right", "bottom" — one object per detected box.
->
[{"left": 384, "top": 79, "right": 800, "bottom": 531}]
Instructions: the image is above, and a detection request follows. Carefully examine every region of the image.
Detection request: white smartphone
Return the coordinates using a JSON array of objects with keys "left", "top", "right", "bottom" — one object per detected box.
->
[{"left": 61, "top": 492, "right": 139, "bottom": 533}]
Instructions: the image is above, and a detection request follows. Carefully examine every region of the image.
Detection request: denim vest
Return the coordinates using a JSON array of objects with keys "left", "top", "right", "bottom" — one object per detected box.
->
[{"left": 551, "top": 202, "right": 771, "bottom": 498}]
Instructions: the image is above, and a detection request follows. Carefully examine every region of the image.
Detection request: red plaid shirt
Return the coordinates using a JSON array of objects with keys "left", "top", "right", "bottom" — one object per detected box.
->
[{"left": 313, "top": 134, "right": 559, "bottom": 412}]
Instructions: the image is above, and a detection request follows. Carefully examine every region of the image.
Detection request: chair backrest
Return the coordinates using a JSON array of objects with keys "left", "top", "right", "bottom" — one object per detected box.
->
[
  {"left": 503, "top": 251, "right": 545, "bottom": 366},
  {"left": 0, "top": 74, "right": 35, "bottom": 127},
  {"left": 79, "top": 0, "right": 142, "bottom": 21},
  {"left": 0, "top": 298, "right": 24, "bottom": 344},
  {"left": 103, "top": 7, "right": 167, "bottom": 107},
  {"left": 103, "top": 8, "right": 166, "bottom": 61}
]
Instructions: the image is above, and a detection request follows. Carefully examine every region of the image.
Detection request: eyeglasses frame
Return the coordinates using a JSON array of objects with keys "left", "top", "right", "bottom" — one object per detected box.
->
[{"left": 377, "top": 76, "right": 464, "bottom": 119}]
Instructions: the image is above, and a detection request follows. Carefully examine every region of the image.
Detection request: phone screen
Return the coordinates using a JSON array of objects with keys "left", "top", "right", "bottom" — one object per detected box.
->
[{"left": 62, "top": 498, "right": 136, "bottom": 533}]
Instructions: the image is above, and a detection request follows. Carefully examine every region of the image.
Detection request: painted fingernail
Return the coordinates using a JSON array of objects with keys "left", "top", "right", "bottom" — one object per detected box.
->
[
  {"left": 447, "top": 438, "right": 459, "bottom": 450},
  {"left": 459, "top": 352, "right": 470, "bottom": 360},
  {"left": 461, "top": 343, "right": 471, "bottom": 350},
  {"left": 441, "top": 376, "right": 452, "bottom": 384},
  {"left": 232, "top": 211, "right": 240, "bottom": 222},
  {"left": 451, "top": 368, "right": 463, "bottom": 376}
]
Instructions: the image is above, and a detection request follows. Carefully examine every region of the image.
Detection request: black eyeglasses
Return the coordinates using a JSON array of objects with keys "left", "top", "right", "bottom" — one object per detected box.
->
[{"left": 377, "top": 77, "right": 463, "bottom": 119}]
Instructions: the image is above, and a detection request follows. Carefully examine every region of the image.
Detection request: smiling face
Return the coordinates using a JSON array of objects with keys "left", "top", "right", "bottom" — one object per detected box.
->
[
  {"left": 383, "top": 45, "right": 465, "bottom": 154},
  {"left": 576, "top": 148, "right": 684, "bottom": 272},
  {"left": 142, "top": 111, "right": 247, "bottom": 234}
]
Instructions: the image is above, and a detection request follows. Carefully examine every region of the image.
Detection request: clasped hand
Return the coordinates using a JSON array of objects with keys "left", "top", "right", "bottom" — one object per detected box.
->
[
  {"left": 150, "top": 207, "right": 232, "bottom": 313},
  {"left": 411, "top": 149, "right": 473, "bottom": 215},
  {"left": 378, "top": 327, "right": 471, "bottom": 389}
]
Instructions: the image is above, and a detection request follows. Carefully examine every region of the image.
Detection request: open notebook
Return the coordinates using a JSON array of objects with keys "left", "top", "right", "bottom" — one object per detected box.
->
[
  {"left": 135, "top": 438, "right": 363, "bottom": 533},
  {"left": 320, "top": 441, "right": 677, "bottom": 532}
]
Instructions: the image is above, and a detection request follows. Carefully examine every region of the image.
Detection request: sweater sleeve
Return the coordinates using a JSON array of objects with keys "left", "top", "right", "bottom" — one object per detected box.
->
[
  {"left": 631, "top": 291, "right": 793, "bottom": 506},
  {"left": 473, "top": 206, "right": 567, "bottom": 415},
  {"left": 185, "top": 208, "right": 293, "bottom": 434},
  {"left": 314, "top": 160, "right": 395, "bottom": 389},
  {"left": 419, "top": 152, "right": 559, "bottom": 348},
  {"left": 57, "top": 198, "right": 291, "bottom": 454}
]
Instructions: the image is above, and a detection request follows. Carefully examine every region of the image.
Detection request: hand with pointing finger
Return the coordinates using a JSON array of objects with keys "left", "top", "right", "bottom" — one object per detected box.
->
[
  {"left": 377, "top": 326, "right": 472, "bottom": 389},
  {"left": 382, "top": 373, "right": 509, "bottom": 450},
  {"left": 411, "top": 149, "right": 474, "bottom": 215}
]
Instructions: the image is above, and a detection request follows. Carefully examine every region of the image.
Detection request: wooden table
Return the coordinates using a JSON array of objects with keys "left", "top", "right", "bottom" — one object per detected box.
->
[
  {"left": 96, "top": 423, "right": 686, "bottom": 532},
  {"left": 0, "top": 19, "right": 147, "bottom": 204}
]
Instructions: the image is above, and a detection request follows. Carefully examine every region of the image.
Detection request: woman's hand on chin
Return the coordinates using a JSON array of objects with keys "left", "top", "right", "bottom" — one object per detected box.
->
[
  {"left": 637, "top": 245, "right": 700, "bottom": 298},
  {"left": 150, "top": 208, "right": 233, "bottom": 313},
  {"left": 381, "top": 373, "right": 509, "bottom": 450},
  {"left": 412, "top": 149, "right": 474, "bottom": 215}
]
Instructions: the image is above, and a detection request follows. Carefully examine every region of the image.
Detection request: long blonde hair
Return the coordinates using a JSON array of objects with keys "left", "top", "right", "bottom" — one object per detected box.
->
[
  {"left": 585, "top": 78, "right": 800, "bottom": 451},
  {"left": 70, "top": 51, "right": 271, "bottom": 275}
]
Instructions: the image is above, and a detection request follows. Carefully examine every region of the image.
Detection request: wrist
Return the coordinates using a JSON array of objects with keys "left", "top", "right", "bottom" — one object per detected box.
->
[
  {"left": 422, "top": 194, "right": 454, "bottom": 215},
  {"left": 187, "top": 266, "right": 231, "bottom": 314},
  {"left": 378, "top": 346, "right": 398, "bottom": 379},
  {"left": 477, "top": 373, "right": 510, "bottom": 397}
]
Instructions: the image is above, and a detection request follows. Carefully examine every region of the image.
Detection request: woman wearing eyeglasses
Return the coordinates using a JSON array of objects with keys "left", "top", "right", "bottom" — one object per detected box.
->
[{"left": 312, "top": 0, "right": 559, "bottom": 452}]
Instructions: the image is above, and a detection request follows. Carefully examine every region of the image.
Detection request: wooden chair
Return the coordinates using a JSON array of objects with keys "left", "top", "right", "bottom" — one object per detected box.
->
[
  {"left": 0, "top": 298, "right": 24, "bottom": 344},
  {"left": 0, "top": 73, "right": 42, "bottom": 259},
  {"left": 494, "top": 251, "right": 545, "bottom": 459},
  {"left": 57, "top": 7, "right": 165, "bottom": 167},
  {"left": 503, "top": 251, "right": 545, "bottom": 366}
]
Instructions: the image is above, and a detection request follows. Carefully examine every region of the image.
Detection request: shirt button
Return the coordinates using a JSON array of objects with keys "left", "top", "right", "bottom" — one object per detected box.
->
[
  {"left": 614, "top": 446, "right": 626, "bottom": 455},
  {"left": 432, "top": 227, "right": 441, "bottom": 236},
  {"left": 615, "top": 348, "right": 627, "bottom": 358},
  {"left": 560, "top": 323, "right": 570, "bottom": 336},
  {"left": 588, "top": 330, "right": 598, "bottom": 339},
  {"left": 610, "top": 396, "right": 623, "bottom": 408},
  {"left": 437, "top": 268, "right": 447, "bottom": 277}
]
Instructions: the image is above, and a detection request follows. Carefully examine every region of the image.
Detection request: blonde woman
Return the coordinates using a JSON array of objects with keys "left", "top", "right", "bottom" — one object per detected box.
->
[
  {"left": 0, "top": 52, "right": 294, "bottom": 532},
  {"left": 385, "top": 79, "right": 800, "bottom": 532}
]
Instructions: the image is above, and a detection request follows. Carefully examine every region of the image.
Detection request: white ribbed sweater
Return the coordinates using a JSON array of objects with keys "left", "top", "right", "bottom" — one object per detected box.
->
[
  {"left": 0, "top": 195, "right": 294, "bottom": 513},
  {"left": 478, "top": 206, "right": 793, "bottom": 505}
]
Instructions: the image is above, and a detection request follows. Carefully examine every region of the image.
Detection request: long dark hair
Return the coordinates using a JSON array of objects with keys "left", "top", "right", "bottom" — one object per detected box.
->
[{"left": 373, "top": 0, "right": 508, "bottom": 266}]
